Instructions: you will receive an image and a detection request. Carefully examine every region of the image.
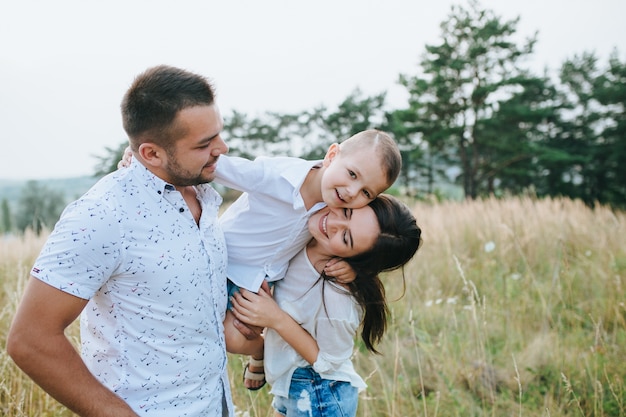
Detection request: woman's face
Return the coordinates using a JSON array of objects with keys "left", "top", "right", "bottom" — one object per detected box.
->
[{"left": 308, "top": 205, "right": 380, "bottom": 258}]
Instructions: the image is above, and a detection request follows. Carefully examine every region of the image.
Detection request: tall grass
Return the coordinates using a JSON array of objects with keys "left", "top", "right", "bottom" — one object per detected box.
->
[{"left": 2, "top": 196, "right": 625, "bottom": 416}]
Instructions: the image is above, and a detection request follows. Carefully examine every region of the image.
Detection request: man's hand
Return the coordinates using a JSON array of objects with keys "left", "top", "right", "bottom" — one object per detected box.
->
[{"left": 232, "top": 319, "right": 264, "bottom": 340}]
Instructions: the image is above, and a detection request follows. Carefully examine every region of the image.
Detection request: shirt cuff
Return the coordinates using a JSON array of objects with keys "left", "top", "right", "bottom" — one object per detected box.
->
[{"left": 312, "top": 355, "right": 333, "bottom": 374}]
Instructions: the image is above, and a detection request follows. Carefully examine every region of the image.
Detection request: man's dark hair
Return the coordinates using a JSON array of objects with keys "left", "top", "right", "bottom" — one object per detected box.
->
[{"left": 121, "top": 65, "right": 216, "bottom": 150}]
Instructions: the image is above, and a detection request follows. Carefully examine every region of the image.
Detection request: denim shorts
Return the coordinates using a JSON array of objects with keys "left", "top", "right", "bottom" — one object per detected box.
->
[
  {"left": 272, "top": 367, "right": 358, "bottom": 417},
  {"left": 226, "top": 279, "right": 273, "bottom": 310}
]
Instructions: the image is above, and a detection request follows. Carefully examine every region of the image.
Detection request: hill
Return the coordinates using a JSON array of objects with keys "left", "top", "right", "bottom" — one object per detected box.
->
[{"left": 0, "top": 176, "right": 100, "bottom": 209}]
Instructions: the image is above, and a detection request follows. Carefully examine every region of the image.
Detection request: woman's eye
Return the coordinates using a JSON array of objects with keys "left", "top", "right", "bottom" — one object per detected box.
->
[{"left": 348, "top": 170, "right": 356, "bottom": 179}]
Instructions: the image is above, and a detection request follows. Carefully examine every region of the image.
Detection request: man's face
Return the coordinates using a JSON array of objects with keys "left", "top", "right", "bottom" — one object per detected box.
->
[{"left": 162, "top": 104, "right": 228, "bottom": 186}]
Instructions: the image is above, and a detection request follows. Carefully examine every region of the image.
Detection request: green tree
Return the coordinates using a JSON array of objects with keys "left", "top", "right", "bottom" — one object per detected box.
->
[
  {"left": 93, "top": 142, "right": 130, "bottom": 176},
  {"left": 16, "top": 181, "right": 66, "bottom": 234},
  {"left": 301, "top": 88, "right": 388, "bottom": 160},
  {"left": 222, "top": 89, "right": 388, "bottom": 163},
  {"left": 398, "top": 0, "right": 540, "bottom": 198},
  {"left": 593, "top": 51, "right": 626, "bottom": 207},
  {"left": 479, "top": 74, "right": 560, "bottom": 195},
  {"left": 1, "top": 198, "right": 12, "bottom": 233},
  {"left": 542, "top": 52, "right": 602, "bottom": 204},
  {"left": 222, "top": 110, "right": 305, "bottom": 159},
  {"left": 384, "top": 109, "right": 432, "bottom": 196},
  {"left": 544, "top": 51, "right": 626, "bottom": 208}
]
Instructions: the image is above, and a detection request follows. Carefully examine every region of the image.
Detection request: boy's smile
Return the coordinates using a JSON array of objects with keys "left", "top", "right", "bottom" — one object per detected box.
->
[{"left": 321, "top": 145, "right": 389, "bottom": 209}]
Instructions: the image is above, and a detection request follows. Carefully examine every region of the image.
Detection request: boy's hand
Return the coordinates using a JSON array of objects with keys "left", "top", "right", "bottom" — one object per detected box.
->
[
  {"left": 324, "top": 259, "right": 356, "bottom": 283},
  {"left": 117, "top": 146, "right": 133, "bottom": 169}
]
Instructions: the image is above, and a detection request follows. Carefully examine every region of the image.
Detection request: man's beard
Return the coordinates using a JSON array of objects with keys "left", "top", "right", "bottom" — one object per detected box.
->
[{"left": 164, "top": 149, "right": 213, "bottom": 187}]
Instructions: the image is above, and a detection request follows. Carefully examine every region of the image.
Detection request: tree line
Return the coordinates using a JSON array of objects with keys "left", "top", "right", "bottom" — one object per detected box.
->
[
  {"left": 3, "top": 1, "right": 624, "bottom": 235},
  {"left": 218, "top": 2, "right": 625, "bottom": 208}
]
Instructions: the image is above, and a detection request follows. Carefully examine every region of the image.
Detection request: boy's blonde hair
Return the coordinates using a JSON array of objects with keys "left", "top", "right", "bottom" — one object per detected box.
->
[{"left": 339, "top": 129, "right": 401, "bottom": 185}]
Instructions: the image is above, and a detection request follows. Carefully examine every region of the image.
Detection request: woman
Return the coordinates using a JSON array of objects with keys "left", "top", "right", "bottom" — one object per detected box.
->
[{"left": 231, "top": 194, "right": 421, "bottom": 417}]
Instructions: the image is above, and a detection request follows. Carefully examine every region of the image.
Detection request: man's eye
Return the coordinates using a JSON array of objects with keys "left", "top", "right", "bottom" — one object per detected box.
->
[
  {"left": 342, "top": 231, "right": 348, "bottom": 244},
  {"left": 363, "top": 190, "right": 372, "bottom": 198}
]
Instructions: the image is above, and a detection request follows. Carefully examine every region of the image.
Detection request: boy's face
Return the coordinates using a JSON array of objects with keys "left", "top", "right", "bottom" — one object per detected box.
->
[{"left": 320, "top": 144, "right": 390, "bottom": 209}]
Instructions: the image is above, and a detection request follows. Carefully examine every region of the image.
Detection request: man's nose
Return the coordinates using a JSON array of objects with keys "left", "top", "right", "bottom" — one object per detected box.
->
[{"left": 212, "top": 135, "right": 229, "bottom": 155}]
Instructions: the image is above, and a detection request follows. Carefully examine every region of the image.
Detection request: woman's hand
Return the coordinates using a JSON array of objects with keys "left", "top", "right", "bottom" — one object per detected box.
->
[
  {"left": 233, "top": 287, "right": 322, "bottom": 366},
  {"left": 230, "top": 288, "right": 284, "bottom": 330}
]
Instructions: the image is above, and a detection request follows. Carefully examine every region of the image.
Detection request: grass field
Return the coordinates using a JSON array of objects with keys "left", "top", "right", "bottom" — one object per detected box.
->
[{"left": 1, "top": 196, "right": 625, "bottom": 416}]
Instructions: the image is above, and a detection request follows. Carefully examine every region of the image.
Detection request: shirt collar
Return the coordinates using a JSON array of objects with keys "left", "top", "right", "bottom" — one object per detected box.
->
[
  {"left": 129, "top": 157, "right": 223, "bottom": 206},
  {"left": 129, "top": 158, "right": 172, "bottom": 196},
  {"left": 281, "top": 159, "right": 322, "bottom": 210}
]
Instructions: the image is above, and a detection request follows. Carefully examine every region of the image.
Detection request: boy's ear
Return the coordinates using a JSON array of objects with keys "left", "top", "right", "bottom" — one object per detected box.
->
[
  {"left": 137, "top": 142, "right": 166, "bottom": 168},
  {"left": 322, "top": 143, "right": 340, "bottom": 167}
]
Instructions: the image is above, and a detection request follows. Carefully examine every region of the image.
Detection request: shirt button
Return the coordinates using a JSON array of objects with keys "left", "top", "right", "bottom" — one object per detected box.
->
[{"left": 179, "top": 207, "right": 185, "bottom": 213}]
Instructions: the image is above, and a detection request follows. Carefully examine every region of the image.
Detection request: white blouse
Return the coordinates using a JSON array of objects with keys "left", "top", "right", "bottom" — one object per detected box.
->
[{"left": 264, "top": 247, "right": 367, "bottom": 398}]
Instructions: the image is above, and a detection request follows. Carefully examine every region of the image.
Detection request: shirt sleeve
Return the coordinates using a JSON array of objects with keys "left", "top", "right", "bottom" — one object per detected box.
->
[
  {"left": 31, "top": 197, "right": 123, "bottom": 299},
  {"left": 311, "top": 310, "right": 360, "bottom": 374},
  {"left": 214, "top": 154, "right": 267, "bottom": 192}
]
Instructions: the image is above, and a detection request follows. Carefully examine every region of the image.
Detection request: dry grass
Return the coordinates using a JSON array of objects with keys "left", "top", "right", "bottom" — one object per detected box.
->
[{"left": 2, "top": 196, "right": 625, "bottom": 416}]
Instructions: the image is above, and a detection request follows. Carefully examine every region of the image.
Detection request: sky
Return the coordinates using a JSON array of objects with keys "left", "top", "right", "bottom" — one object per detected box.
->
[{"left": 1, "top": 0, "right": 625, "bottom": 180}]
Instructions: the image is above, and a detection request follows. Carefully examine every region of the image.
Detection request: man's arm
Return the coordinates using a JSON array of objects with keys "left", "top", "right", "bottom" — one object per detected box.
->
[{"left": 7, "top": 277, "right": 138, "bottom": 417}]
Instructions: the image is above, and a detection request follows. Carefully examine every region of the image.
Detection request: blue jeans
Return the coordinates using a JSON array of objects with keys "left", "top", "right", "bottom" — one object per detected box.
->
[
  {"left": 226, "top": 278, "right": 273, "bottom": 310},
  {"left": 272, "top": 367, "right": 359, "bottom": 417}
]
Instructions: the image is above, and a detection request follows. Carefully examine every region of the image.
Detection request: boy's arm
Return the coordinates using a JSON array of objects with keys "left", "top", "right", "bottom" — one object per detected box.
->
[
  {"left": 230, "top": 289, "right": 320, "bottom": 365},
  {"left": 116, "top": 148, "right": 262, "bottom": 193}
]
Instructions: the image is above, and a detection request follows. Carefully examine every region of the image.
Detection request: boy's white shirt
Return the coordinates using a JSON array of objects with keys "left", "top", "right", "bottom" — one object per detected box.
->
[{"left": 216, "top": 154, "right": 326, "bottom": 291}]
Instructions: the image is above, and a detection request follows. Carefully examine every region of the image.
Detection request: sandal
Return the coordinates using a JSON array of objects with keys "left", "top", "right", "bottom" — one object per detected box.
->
[{"left": 243, "top": 357, "right": 266, "bottom": 391}]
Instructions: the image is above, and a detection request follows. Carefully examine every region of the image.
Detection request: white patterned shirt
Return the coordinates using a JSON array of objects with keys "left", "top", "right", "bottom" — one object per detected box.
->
[
  {"left": 216, "top": 155, "right": 326, "bottom": 291},
  {"left": 31, "top": 159, "right": 233, "bottom": 417}
]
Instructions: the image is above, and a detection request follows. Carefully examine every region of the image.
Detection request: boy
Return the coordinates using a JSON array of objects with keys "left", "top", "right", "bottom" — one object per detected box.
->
[{"left": 214, "top": 129, "right": 401, "bottom": 389}]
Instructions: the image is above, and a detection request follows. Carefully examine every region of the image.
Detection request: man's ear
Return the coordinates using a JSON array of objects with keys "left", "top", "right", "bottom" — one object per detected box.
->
[
  {"left": 137, "top": 143, "right": 166, "bottom": 168},
  {"left": 322, "top": 143, "right": 340, "bottom": 167}
]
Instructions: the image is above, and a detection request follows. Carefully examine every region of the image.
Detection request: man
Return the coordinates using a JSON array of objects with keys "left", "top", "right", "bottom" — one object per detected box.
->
[{"left": 7, "top": 65, "right": 233, "bottom": 417}]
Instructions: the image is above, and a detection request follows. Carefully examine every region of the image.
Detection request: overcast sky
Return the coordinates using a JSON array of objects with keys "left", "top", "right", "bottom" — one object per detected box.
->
[{"left": 1, "top": 0, "right": 625, "bottom": 180}]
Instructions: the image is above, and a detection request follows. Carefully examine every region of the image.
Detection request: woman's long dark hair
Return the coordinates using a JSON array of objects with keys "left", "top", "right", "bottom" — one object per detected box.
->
[{"left": 323, "top": 194, "right": 422, "bottom": 353}]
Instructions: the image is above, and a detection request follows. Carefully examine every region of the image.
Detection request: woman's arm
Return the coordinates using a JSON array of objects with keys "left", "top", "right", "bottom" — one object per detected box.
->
[{"left": 230, "top": 289, "right": 320, "bottom": 365}]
